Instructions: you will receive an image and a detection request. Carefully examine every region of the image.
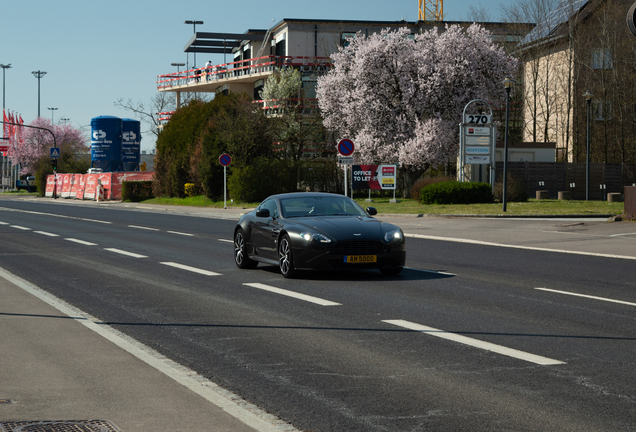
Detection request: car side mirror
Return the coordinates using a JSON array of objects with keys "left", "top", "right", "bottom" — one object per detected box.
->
[
  {"left": 366, "top": 207, "right": 377, "bottom": 216},
  {"left": 256, "top": 208, "right": 270, "bottom": 218}
]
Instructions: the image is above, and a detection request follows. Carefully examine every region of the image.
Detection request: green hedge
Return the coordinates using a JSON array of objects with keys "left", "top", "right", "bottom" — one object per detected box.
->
[
  {"left": 122, "top": 181, "right": 154, "bottom": 202},
  {"left": 420, "top": 181, "right": 493, "bottom": 204}
]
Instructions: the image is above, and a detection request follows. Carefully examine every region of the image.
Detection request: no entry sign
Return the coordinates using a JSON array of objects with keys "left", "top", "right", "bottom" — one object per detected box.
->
[
  {"left": 219, "top": 153, "right": 232, "bottom": 166},
  {"left": 337, "top": 139, "right": 355, "bottom": 156}
]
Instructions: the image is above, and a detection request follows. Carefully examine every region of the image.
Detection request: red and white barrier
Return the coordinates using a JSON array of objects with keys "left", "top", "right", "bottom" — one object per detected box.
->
[{"left": 46, "top": 171, "right": 154, "bottom": 201}]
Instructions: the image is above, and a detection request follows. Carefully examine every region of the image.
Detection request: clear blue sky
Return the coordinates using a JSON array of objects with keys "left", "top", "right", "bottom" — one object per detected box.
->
[{"left": 2, "top": 0, "right": 506, "bottom": 152}]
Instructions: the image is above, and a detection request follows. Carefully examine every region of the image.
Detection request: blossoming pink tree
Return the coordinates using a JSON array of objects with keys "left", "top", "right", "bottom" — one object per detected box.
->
[
  {"left": 11, "top": 117, "right": 88, "bottom": 174},
  {"left": 317, "top": 24, "right": 518, "bottom": 193}
]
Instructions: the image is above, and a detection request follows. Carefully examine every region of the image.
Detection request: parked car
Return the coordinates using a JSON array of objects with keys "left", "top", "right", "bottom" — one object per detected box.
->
[
  {"left": 15, "top": 175, "right": 36, "bottom": 192},
  {"left": 234, "top": 192, "right": 406, "bottom": 278}
]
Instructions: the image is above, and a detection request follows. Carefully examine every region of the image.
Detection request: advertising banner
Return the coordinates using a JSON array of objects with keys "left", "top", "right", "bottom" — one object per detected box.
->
[
  {"left": 55, "top": 174, "right": 65, "bottom": 198},
  {"left": 352, "top": 165, "right": 397, "bottom": 190},
  {"left": 111, "top": 172, "right": 154, "bottom": 200},
  {"left": 61, "top": 174, "right": 72, "bottom": 198},
  {"left": 45, "top": 175, "right": 55, "bottom": 197}
]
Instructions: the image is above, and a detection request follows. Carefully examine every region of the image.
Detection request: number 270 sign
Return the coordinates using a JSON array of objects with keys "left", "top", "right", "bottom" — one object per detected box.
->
[{"left": 463, "top": 114, "right": 492, "bottom": 125}]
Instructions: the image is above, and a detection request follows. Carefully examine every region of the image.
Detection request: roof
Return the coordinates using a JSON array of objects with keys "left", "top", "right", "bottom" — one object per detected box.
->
[{"left": 521, "top": 0, "right": 589, "bottom": 45}]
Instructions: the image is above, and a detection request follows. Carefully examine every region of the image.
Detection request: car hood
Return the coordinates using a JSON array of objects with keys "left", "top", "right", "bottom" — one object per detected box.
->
[{"left": 290, "top": 216, "right": 395, "bottom": 240}]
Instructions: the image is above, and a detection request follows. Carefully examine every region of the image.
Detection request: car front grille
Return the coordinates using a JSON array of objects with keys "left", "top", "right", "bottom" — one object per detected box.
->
[{"left": 331, "top": 240, "right": 390, "bottom": 255}]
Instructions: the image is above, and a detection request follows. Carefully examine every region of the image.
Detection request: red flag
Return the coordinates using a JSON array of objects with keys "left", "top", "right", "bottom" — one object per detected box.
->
[
  {"left": 18, "top": 115, "right": 24, "bottom": 146},
  {"left": 2, "top": 109, "right": 8, "bottom": 139}
]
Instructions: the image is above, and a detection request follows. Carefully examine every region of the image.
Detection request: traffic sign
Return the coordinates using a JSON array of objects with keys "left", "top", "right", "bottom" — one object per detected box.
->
[
  {"left": 337, "top": 139, "right": 355, "bottom": 156},
  {"left": 338, "top": 156, "right": 354, "bottom": 165},
  {"left": 219, "top": 153, "right": 232, "bottom": 166},
  {"left": 50, "top": 147, "right": 60, "bottom": 158}
]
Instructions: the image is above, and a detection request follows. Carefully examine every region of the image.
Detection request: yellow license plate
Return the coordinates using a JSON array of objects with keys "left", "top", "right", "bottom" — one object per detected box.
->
[{"left": 344, "top": 255, "right": 377, "bottom": 263}]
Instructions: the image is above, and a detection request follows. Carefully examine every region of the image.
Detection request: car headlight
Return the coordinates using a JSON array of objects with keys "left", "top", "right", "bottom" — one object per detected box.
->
[
  {"left": 300, "top": 232, "right": 332, "bottom": 243},
  {"left": 384, "top": 229, "right": 402, "bottom": 243}
]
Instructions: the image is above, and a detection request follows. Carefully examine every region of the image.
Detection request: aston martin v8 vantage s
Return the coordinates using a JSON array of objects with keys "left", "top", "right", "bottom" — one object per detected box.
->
[{"left": 234, "top": 192, "right": 406, "bottom": 278}]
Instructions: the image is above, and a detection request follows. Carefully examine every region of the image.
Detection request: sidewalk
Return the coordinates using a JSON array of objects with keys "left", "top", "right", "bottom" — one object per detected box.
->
[{"left": 0, "top": 269, "right": 297, "bottom": 432}]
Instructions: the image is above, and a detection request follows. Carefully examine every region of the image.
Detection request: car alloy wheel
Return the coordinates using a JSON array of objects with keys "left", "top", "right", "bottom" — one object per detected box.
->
[
  {"left": 234, "top": 229, "right": 257, "bottom": 269},
  {"left": 278, "top": 234, "right": 296, "bottom": 278}
]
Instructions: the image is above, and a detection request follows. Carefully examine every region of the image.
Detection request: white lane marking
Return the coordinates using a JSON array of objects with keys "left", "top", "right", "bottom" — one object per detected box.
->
[
  {"left": 536, "top": 287, "right": 636, "bottom": 307},
  {"left": 34, "top": 231, "right": 60, "bottom": 237},
  {"left": 104, "top": 248, "right": 147, "bottom": 258},
  {"left": 167, "top": 231, "right": 194, "bottom": 236},
  {"left": 243, "top": 283, "right": 341, "bottom": 307},
  {"left": 10, "top": 225, "right": 31, "bottom": 230},
  {"left": 405, "top": 233, "right": 636, "bottom": 261},
  {"left": 383, "top": 319, "right": 566, "bottom": 366},
  {"left": 80, "top": 218, "right": 112, "bottom": 224},
  {"left": 218, "top": 239, "right": 233, "bottom": 243},
  {"left": 0, "top": 266, "right": 299, "bottom": 432},
  {"left": 405, "top": 267, "right": 456, "bottom": 276},
  {"left": 160, "top": 262, "right": 221, "bottom": 276},
  {"left": 129, "top": 225, "right": 160, "bottom": 231},
  {"left": 610, "top": 232, "right": 636, "bottom": 237},
  {"left": 65, "top": 238, "right": 98, "bottom": 246},
  {"left": 0, "top": 221, "right": 9, "bottom": 225},
  {"left": 0, "top": 207, "right": 111, "bottom": 224}
]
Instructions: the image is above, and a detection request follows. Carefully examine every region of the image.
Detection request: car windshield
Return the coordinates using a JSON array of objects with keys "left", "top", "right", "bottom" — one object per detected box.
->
[{"left": 280, "top": 196, "right": 368, "bottom": 218}]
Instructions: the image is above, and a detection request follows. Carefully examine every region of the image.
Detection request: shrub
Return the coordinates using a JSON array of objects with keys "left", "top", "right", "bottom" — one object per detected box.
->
[
  {"left": 122, "top": 181, "right": 154, "bottom": 202},
  {"left": 493, "top": 173, "right": 528, "bottom": 202},
  {"left": 420, "top": 181, "right": 493, "bottom": 204},
  {"left": 409, "top": 176, "right": 455, "bottom": 200},
  {"left": 184, "top": 183, "right": 196, "bottom": 197},
  {"left": 228, "top": 158, "right": 299, "bottom": 202}
]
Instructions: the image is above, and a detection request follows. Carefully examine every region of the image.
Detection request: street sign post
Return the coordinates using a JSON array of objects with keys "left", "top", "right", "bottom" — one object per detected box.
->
[
  {"left": 219, "top": 154, "right": 231, "bottom": 208},
  {"left": 337, "top": 139, "right": 355, "bottom": 198}
]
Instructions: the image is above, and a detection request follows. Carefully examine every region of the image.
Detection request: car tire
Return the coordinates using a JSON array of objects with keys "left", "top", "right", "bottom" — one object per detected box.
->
[
  {"left": 234, "top": 229, "right": 257, "bottom": 269},
  {"left": 380, "top": 267, "right": 403, "bottom": 277},
  {"left": 278, "top": 234, "right": 297, "bottom": 278}
]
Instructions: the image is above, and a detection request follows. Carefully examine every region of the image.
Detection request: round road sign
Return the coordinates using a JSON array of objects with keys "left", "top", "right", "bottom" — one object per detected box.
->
[
  {"left": 219, "top": 153, "right": 232, "bottom": 166},
  {"left": 337, "top": 139, "right": 355, "bottom": 156}
]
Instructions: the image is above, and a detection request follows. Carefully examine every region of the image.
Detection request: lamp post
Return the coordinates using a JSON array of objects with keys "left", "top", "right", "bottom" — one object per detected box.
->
[
  {"left": 1, "top": 64, "right": 11, "bottom": 114},
  {"left": 60, "top": 117, "right": 70, "bottom": 124},
  {"left": 502, "top": 77, "right": 516, "bottom": 212},
  {"left": 583, "top": 90, "right": 594, "bottom": 201},
  {"left": 171, "top": 62, "right": 185, "bottom": 73},
  {"left": 32, "top": 70, "right": 47, "bottom": 118},
  {"left": 48, "top": 107, "right": 58, "bottom": 124},
  {"left": 184, "top": 20, "right": 203, "bottom": 69}
]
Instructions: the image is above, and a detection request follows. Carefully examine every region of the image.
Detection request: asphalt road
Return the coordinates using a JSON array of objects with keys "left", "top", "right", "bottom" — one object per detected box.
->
[{"left": 1, "top": 197, "right": 635, "bottom": 431}]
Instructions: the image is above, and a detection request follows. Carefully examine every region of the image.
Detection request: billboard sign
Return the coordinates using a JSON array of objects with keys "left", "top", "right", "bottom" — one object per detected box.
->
[{"left": 352, "top": 165, "right": 396, "bottom": 190}]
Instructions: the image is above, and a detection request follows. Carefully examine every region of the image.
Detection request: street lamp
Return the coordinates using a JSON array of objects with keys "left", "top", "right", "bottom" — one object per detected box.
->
[
  {"left": 502, "top": 77, "right": 516, "bottom": 212},
  {"left": 1, "top": 64, "right": 11, "bottom": 112},
  {"left": 583, "top": 90, "right": 594, "bottom": 201},
  {"left": 48, "top": 107, "right": 58, "bottom": 124},
  {"left": 171, "top": 62, "right": 185, "bottom": 73},
  {"left": 32, "top": 70, "right": 47, "bottom": 117},
  {"left": 184, "top": 20, "right": 203, "bottom": 69}
]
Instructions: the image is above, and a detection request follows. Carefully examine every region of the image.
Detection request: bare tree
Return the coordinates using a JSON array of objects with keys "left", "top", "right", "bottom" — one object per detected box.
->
[{"left": 467, "top": 2, "right": 492, "bottom": 23}]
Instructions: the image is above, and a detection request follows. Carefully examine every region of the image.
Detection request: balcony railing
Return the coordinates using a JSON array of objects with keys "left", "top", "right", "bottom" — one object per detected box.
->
[
  {"left": 156, "top": 55, "right": 332, "bottom": 91},
  {"left": 252, "top": 98, "right": 320, "bottom": 116}
]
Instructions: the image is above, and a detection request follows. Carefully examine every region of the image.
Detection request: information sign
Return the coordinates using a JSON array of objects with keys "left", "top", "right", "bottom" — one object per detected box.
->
[
  {"left": 50, "top": 147, "right": 60, "bottom": 158},
  {"left": 463, "top": 114, "right": 492, "bottom": 125},
  {"left": 465, "top": 146, "right": 490, "bottom": 154},
  {"left": 465, "top": 155, "right": 490, "bottom": 164},
  {"left": 338, "top": 156, "right": 354, "bottom": 165},
  {"left": 465, "top": 136, "right": 491, "bottom": 146},
  {"left": 465, "top": 126, "right": 490, "bottom": 136}
]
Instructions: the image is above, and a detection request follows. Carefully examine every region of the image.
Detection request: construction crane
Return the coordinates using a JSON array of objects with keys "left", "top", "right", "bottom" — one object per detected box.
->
[{"left": 418, "top": 0, "right": 443, "bottom": 21}]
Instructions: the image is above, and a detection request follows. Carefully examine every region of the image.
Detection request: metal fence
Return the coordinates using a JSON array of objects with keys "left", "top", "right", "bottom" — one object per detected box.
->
[{"left": 494, "top": 162, "right": 636, "bottom": 200}]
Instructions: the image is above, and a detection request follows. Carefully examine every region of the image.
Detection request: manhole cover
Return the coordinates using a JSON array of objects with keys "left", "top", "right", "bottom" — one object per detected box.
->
[{"left": 0, "top": 420, "right": 121, "bottom": 432}]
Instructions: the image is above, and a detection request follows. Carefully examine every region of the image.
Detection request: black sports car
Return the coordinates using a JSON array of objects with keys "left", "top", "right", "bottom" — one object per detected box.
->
[{"left": 234, "top": 192, "right": 406, "bottom": 278}]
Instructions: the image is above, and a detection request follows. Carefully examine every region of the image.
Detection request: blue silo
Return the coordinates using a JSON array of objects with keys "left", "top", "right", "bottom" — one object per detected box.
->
[
  {"left": 91, "top": 116, "right": 123, "bottom": 172},
  {"left": 122, "top": 119, "right": 141, "bottom": 171}
]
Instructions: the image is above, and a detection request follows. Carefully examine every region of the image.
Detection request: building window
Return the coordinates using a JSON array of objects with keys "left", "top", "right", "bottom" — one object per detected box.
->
[
  {"left": 591, "top": 48, "right": 613, "bottom": 69},
  {"left": 341, "top": 32, "right": 356, "bottom": 47},
  {"left": 592, "top": 100, "right": 612, "bottom": 121}
]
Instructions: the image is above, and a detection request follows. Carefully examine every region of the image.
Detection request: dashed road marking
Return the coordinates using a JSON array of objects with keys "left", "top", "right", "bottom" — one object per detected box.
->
[
  {"left": 243, "top": 283, "right": 341, "bottom": 306},
  {"left": 34, "top": 231, "right": 60, "bottom": 237},
  {"left": 129, "top": 225, "right": 160, "bottom": 231},
  {"left": 167, "top": 231, "right": 194, "bottom": 236},
  {"left": 65, "top": 238, "right": 97, "bottom": 246},
  {"left": 10, "top": 225, "right": 31, "bottom": 230},
  {"left": 383, "top": 319, "right": 566, "bottom": 366},
  {"left": 160, "top": 262, "right": 221, "bottom": 276},
  {"left": 536, "top": 287, "right": 636, "bottom": 307},
  {"left": 104, "top": 248, "right": 147, "bottom": 258}
]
